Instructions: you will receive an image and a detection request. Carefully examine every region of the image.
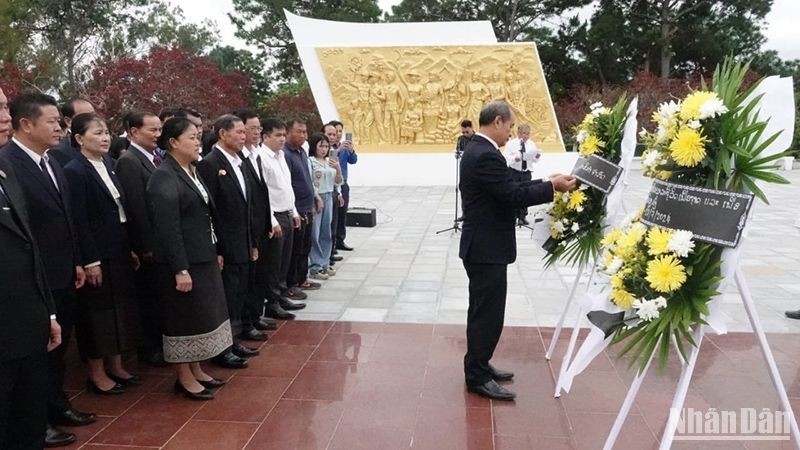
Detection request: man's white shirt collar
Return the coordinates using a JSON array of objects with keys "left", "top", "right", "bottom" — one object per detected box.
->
[
  {"left": 13, "top": 137, "right": 47, "bottom": 164},
  {"left": 474, "top": 132, "right": 499, "bottom": 150},
  {"left": 216, "top": 145, "right": 242, "bottom": 167}
]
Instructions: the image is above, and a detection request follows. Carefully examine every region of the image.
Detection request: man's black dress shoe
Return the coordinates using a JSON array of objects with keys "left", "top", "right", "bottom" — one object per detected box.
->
[
  {"left": 45, "top": 425, "right": 76, "bottom": 447},
  {"left": 51, "top": 408, "right": 97, "bottom": 427},
  {"left": 198, "top": 377, "right": 226, "bottom": 389},
  {"left": 174, "top": 381, "right": 214, "bottom": 400},
  {"left": 331, "top": 255, "right": 343, "bottom": 262},
  {"left": 253, "top": 318, "right": 278, "bottom": 331},
  {"left": 265, "top": 302, "right": 296, "bottom": 320},
  {"left": 786, "top": 310, "right": 800, "bottom": 320},
  {"left": 489, "top": 365, "right": 515, "bottom": 382},
  {"left": 467, "top": 380, "right": 516, "bottom": 401},
  {"left": 287, "top": 287, "right": 308, "bottom": 300},
  {"left": 109, "top": 373, "right": 142, "bottom": 386},
  {"left": 300, "top": 281, "right": 321, "bottom": 290},
  {"left": 336, "top": 242, "right": 354, "bottom": 251},
  {"left": 87, "top": 379, "right": 126, "bottom": 395},
  {"left": 233, "top": 342, "right": 260, "bottom": 358},
  {"left": 241, "top": 328, "right": 268, "bottom": 341},
  {"left": 212, "top": 352, "right": 249, "bottom": 369},
  {"left": 279, "top": 297, "right": 306, "bottom": 311}
]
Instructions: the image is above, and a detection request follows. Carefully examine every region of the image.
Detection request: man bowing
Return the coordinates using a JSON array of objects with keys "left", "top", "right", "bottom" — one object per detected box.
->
[{"left": 459, "top": 100, "right": 576, "bottom": 401}]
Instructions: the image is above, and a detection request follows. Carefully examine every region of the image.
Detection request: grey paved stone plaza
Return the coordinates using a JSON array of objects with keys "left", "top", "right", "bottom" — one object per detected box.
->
[{"left": 296, "top": 168, "right": 800, "bottom": 334}]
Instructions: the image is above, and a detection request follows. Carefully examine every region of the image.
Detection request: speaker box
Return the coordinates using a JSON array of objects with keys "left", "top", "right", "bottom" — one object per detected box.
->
[{"left": 346, "top": 207, "right": 377, "bottom": 227}]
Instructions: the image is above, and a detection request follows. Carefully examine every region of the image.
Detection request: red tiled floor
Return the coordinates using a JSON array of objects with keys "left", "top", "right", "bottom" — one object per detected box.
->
[
  {"left": 163, "top": 420, "right": 258, "bottom": 450},
  {"left": 58, "top": 321, "right": 800, "bottom": 449}
]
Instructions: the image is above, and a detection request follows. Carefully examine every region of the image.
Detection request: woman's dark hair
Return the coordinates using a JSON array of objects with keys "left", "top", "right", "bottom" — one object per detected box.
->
[
  {"left": 70, "top": 112, "right": 106, "bottom": 148},
  {"left": 307, "top": 132, "right": 330, "bottom": 158},
  {"left": 157, "top": 117, "right": 195, "bottom": 152}
]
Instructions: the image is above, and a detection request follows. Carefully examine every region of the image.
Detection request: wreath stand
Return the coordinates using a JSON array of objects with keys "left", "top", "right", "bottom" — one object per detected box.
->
[{"left": 600, "top": 266, "right": 800, "bottom": 449}]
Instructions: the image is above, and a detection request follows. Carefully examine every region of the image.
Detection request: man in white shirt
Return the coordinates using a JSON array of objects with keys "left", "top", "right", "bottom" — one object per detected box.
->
[
  {"left": 503, "top": 123, "right": 541, "bottom": 225},
  {"left": 257, "top": 118, "right": 306, "bottom": 319}
]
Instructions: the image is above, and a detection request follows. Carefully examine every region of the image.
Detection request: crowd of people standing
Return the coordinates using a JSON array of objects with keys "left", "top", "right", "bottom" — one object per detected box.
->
[{"left": 0, "top": 89, "right": 358, "bottom": 449}]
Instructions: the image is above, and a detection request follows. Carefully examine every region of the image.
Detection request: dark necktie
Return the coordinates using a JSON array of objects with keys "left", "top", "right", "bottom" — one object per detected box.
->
[
  {"left": 152, "top": 153, "right": 162, "bottom": 167},
  {"left": 256, "top": 154, "right": 264, "bottom": 182},
  {"left": 39, "top": 157, "right": 59, "bottom": 191},
  {"left": 520, "top": 140, "right": 527, "bottom": 171}
]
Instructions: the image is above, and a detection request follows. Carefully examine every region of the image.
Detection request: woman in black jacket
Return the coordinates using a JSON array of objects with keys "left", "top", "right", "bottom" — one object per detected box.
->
[
  {"left": 63, "top": 113, "right": 140, "bottom": 395},
  {"left": 146, "top": 117, "right": 231, "bottom": 400}
]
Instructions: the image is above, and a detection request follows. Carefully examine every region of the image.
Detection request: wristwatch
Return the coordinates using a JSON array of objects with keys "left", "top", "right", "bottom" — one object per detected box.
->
[{"left": 178, "top": 270, "right": 189, "bottom": 275}]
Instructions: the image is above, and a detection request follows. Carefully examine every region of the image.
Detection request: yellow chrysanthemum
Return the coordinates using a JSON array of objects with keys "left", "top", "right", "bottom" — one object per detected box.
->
[
  {"left": 611, "top": 288, "right": 635, "bottom": 309},
  {"left": 601, "top": 229, "right": 623, "bottom": 248},
  {"left": 610, "top": 273, "right": 625, "bottom": 290},
  {"left": 669, "top": 127, "right": 708, "bottom": 167},
  {"left": 646, "top": 255, "right": 687, "bottom": 293},
  {"left": 646, "top": 227, "right": 673, "bottom": 256},
  {"left": 579, "top": 135, "right": 605, "bottom": 156},
  {"left": 567, "top": 189, "right": 586, "bottom": 210},
  {"left": 657, "top": 170, "right": 673, "bottom": 180},
  {"left": 602, "top": 250, "right": 615, "bottom": 268},
  {"left": 679, "top": 91, "right": 717, "bottom": 121},
  {"left": 579, "top": 113, "right": 595, "bottom": 129}
]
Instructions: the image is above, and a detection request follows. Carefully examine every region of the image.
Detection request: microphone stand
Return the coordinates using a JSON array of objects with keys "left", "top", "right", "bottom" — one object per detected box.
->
[
  {"left": 516, "top": 140, "right": 535, "bottom": 232},
  {"left": 436, "top": 139, "right": 464, "bottom": 234}
]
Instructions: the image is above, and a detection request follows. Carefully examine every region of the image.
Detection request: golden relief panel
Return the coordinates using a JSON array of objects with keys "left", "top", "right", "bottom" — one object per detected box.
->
[{"left": 315, "top": 43, "right": 565, "bottom": 153}]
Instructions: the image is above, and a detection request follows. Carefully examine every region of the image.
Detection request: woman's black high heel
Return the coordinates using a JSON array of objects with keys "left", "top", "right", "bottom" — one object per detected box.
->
[{"left": 173, "top": 381, "right": 214, "bottom": 400}]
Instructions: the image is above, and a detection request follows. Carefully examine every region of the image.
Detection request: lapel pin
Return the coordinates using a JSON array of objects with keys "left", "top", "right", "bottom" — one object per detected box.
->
[
  {"left": 0, "top": 169, "right": 6, "bottom": 179},
  {"left": 218, "top": 169, "right": 227, "bottom": 176}
]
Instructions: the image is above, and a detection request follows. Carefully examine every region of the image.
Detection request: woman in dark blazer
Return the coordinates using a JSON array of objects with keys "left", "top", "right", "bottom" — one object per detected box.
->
[
  {"left": 146, "top": 117, "right": 231, "bottom": 400},
  {"left": 63, "top": 113, "right": 140, "bottom": 395}
]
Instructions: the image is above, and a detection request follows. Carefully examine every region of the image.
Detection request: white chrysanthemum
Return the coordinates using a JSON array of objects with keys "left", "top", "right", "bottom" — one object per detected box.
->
[
  {"left": 579, "top": 183, "right": 590, "bottom": 191},
  {"left": 657, "top": 101, "right": 681, "bottom": 122},
  {"left": 571, "top": 222, "right": 580, "bottom": 233},
  {"left": 553, "top": 220, "right": 566, "bottom": 234},
  {"left": 653, "top": 296, "right": 667, "bottom": 308},
  {"left": 643, "top": 151, "right": 660, "bottom": 168},
  {"left": 633, "top": 298, "right": 661, "bottom": 321},
  {"left": 687, "top": 120, "right": 701, "bottom": 129},
  {"left": 630, "top": 222, "right": 648, "bottom": 236},
  {"left": 590, "top": 101, "right": 604, "bottom": 112},
  {"left": 576, "top": 129, "right": 589, "bottom": 143},
  {"left": 656, "top": 125, "right": 668, "bottom": 141},
  {"left": 607, "top": 257, "right": 624, "bottom": 275},
  {"left": 668, "top": 230, "right": 695, "bottom": 257},
  {"left": 699, "top": 98, "right": 729, "bottom": 120},
  {"left": 576, "top": 206, "right": 584, "bottom": 213},
  {"left": 639, "top": 127, "right": 648, "bottom": 138},
  {"left": 562, "top": 192, "right": 571, "bottom": 202}
]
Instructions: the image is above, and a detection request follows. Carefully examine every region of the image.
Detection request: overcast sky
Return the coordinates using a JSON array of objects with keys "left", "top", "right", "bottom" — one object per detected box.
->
[{"left": 171, "top": 0, "right": 800, "bottom": 61}]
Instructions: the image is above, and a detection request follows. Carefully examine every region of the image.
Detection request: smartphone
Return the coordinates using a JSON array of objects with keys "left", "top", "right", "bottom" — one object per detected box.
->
[{"left": 345, "top": 132, "right": 353, "bottom": 141}]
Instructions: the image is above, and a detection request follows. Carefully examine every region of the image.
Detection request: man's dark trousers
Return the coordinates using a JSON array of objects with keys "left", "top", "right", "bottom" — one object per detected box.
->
[
  {"left": 287, "top": 213, "right": 312, "bottom": 288},
  {"left": 462, "top": 262, "right": 507, "bottom": 386},
  {"left": 0, "top": 351, "right": 47, "bottom": 450},
  {"left": 47, "top": 288, "right": 77, "bottom": 420},
  {"left": 270, "top": 212, "right": 294, "bottom": 296},
  {"left": 335, "top": 183, "right": 349, "bottom": 246},
  {"left": 222, "top": 263, "right": 249, "bottom": 343}
]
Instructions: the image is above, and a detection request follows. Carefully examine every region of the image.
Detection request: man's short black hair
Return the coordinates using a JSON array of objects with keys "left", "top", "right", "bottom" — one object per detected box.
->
[
  {"left": 159, "top": 107, "right": 179, "bottom": 122},
  {"left": 328, "top": 120, "right": 343, "bottom": 128},
  {"left": 126, "top": 110, "right": 158, "bottom": 132},
  {"left": 234, "top": 109, "right": 259, "bottom": 123},
  {"left": 176, "top": 106, "right": 202, "bottom": 119},
  {"left": 322, "top": 123, "right": 336, "bottom": 133},
  {"left": 60, "top": 97, "right": 92, "bottom": 119},
  {"left": 261, "top": 118, "right": 285, "bottom": 137},
  {"left": 10, "top": 92, "right": 58, "bottom": 130},
  {"left": 213, "top": 114, "right": 243, "bottom": 139},
  {"left": 285, "top": 117, "right": 306, "bottom": 130},
  {"left": 460, "top": 119, "right": 473, "bottom": 128}
]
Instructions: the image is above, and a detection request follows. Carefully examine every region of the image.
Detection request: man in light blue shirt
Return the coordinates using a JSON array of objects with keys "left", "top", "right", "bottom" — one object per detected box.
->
[{"left": 329, "top": 120, "right": 357, "bottom": 251}]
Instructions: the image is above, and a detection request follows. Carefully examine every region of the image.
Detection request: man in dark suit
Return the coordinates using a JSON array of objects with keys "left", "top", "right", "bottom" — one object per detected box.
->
[
  {"left": 115, "top": 111, "right": 165, "bottom": 366},
  {"left": 48, "top": 97, "right": 95, "bottom": 167},
  {"left": 0, "top": 92, "right": 97, "bottom": 445},
  {"left": 459, "top": 100, "right": 576, "bottom": 401},
  {"left": 0, "top": 87, "right": 64, "bottom": 450},
  {"left": 234, "top": 109, "right": 276, "bottom": 340},
  {"left": 197, "top": 114, "right": 259, "bottom": 369}
]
